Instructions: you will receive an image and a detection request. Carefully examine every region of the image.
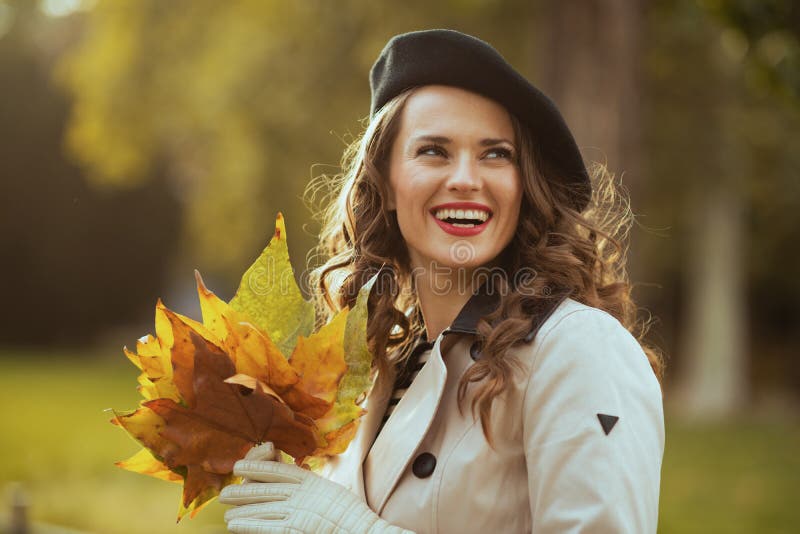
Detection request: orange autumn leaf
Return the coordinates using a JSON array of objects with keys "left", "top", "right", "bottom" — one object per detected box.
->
[
  {"left": 115, "top": 449, "right": 182, "bottom": 484},
  {"left": 289, "top": 309, "right": 348, "bottom": 405},
  {"left": 315, "top": 417, "right": 361, "bottom": 457},
  {"left": 111, "top": 405, "right": 177, "bottom": 458},
  {"left": 123, "top": 333, "right": 181, "bottom": 402}
]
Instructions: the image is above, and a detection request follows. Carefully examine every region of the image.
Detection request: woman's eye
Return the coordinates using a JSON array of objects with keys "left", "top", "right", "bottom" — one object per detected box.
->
[
  {"left": 485, "top": 147, "right": 513, "bottom": 160},
  {"left": 417, "top": 145, "right": 446, "bottom": 157}
]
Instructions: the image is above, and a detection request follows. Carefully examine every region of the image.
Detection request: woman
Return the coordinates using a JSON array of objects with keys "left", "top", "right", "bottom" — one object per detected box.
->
[{"left": 219, "top": 29, "right": 665, "bottom": 533}]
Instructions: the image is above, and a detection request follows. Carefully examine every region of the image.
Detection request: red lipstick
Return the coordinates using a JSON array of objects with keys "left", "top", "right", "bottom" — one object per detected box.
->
[{"left": 429, "top": 202, "right": 493, "bottom": 237}]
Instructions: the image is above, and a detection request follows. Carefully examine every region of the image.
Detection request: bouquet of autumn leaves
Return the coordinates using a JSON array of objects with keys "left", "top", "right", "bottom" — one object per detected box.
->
[{"left": 110, "top": 214, "right": 376, "bottom": 520}]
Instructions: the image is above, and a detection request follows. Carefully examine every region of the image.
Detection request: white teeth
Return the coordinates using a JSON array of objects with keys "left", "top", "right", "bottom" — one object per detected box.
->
[{"left": 433, "top": 208, "right": 491, "bottom": 222}]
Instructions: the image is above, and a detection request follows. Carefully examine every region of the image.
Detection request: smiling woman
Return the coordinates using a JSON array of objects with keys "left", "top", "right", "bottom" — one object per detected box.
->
[{"left": 219, "top": 29, "right": 665, "bottom": 534}]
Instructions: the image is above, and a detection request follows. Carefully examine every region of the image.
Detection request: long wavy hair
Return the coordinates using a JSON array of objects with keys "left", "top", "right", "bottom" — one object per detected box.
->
[{"left": 306, "top": 87, "right": 664, "bottom": 440}]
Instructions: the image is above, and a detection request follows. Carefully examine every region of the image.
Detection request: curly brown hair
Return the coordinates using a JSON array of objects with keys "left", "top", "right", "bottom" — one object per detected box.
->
[{"left": 306, "top": 87, "right": 664, "bottom": 440}]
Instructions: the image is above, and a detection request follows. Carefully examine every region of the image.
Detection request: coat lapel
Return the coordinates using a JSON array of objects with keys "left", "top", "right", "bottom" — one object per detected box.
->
[{"left": 363, "top": 334, "right": 448, "bottom": 514}]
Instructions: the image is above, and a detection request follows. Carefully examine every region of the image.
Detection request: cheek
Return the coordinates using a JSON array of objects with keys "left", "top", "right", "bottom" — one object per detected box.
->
[
  {"left": 391, "top": 168, "right": 432, "bottom": 216},
  {"left": 494, "top": 180, "right": 523, "bottom": 247},
  {"left": 391, "top": 182, "right": 412, "bottom": 216},
  {"left": 501, "top": 174, "right": 524, "bottom": 223},
  {"left": 387, "top": 160, "right": 411, "bottom": 212},
  {"left": 389, "top": 182, "right": 421, "bottom": 239}
]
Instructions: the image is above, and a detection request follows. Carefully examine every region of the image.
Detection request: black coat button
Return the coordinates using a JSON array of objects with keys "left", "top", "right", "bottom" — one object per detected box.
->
[
  {"left": 412, "top": 452, "right": 436, "bottom": 478},
  {"left": 469, "top": 340, "right": 482, "bottom": 361}
]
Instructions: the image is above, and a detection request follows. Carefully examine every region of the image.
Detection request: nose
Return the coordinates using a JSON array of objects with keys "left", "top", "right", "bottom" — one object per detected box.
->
[{"left": 445, "top": 153, "right": 482, "bottom": 192}]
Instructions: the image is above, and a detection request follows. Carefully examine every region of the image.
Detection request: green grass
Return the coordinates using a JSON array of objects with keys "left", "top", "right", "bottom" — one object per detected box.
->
[
  {"left": 659, "top": 417, "right": 800, "bottom": 533},
  {"left": 0, "top": 348, "right": 798, "bottom": 533},
  {"left": 0, "top": 349, "right": 226, "bottom": 534}
]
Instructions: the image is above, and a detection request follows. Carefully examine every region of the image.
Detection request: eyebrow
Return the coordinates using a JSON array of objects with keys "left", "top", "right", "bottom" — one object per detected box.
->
[{"left": 409, "top": 135, "right": 515, "bottom": 147}]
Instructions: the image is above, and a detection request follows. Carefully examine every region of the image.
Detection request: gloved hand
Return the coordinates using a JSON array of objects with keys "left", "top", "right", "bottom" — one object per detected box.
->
[{"left": 219, "top": 443, "right": 414, "bottom": 534}]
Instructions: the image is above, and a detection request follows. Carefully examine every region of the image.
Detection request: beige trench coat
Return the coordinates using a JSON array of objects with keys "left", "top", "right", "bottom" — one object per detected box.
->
[{"left": 320, "top": 290, "right": 665, "bottom": 533}]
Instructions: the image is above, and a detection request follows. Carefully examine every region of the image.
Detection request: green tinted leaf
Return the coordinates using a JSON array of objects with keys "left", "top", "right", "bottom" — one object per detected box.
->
[
  {"left": 338, "top": 271, "right": 379, "bottom": 405},
  {"left": 229, "top": 213, "right": 314, "bottom": 356}
]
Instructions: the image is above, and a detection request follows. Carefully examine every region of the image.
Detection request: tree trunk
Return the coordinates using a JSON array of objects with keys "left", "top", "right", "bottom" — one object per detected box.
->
[
  {"left": 533, "top": 1, "right": 750, "bottom": 417},
  {"left": 675, "top": 183, "right": 748, "bottom": 417},
  {"left": 533, "top": 0, "right": 644, "bottom": 193}
]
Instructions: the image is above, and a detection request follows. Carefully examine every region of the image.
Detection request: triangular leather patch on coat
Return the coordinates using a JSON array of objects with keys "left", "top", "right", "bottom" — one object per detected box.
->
[{"left": 597, "top": 413, "right": 619, "bottom": 435}]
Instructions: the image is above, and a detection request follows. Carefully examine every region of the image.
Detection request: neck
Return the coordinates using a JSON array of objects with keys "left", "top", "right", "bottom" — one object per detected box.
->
[{"left": 412, "top": 263, "right": 481, "bottom": 341}]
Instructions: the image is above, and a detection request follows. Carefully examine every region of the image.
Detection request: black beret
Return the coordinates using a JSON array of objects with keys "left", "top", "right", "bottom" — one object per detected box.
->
[{"left": 369, "top": 29, "right": 591, "bottom": 212}]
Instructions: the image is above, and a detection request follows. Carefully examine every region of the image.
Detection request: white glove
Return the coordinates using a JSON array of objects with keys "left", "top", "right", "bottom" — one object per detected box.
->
[{"left": 219, "top": 443, "right": 414, "bottom": 534}]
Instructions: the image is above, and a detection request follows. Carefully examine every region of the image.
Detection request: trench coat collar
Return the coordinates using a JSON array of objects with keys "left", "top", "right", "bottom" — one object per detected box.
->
[
  {"left": 436, "top": 278, "right": 503, "bottom": 356},
  {"left": 442, "top": 279, "right": 502, "bottom": 336}
]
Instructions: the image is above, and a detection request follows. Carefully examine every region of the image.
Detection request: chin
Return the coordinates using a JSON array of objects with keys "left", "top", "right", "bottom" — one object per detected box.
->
[
  {"left": 432, "top": 252, "right": 500, "bottom": 273},
  {"left": 409, "top": 239, "right": 508, "bottom": 274}
]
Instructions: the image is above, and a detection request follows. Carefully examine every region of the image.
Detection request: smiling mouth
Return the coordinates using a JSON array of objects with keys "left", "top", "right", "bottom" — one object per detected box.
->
[{"left": 431, "top": 207, "right": 493, "bottom": 228}]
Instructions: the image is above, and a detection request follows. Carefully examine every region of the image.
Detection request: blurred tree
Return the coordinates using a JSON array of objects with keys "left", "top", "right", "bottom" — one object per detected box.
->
[
  {"left": 0, "top": 0, "right": 182, "bottom": 346},
  {"left": 711, "top": 0, "right": 800, "bottom": 408},
  {"left": 713, "top": 0, "right": 800, "bottom": 100},
  {"left": 534, "top": 0, "right": 645, "bottom": 196},
  {"left": 531, "top": 0, "right": 652, "bottom": 327},
  {"left": 54, "top": 0, "right": 543, "bottom": 286},
  {"left": 56, "top": 0, "right": 343, "bottom": 283},
  {"left": 645, "top": 0, "right": 800, "bottom": 415}
]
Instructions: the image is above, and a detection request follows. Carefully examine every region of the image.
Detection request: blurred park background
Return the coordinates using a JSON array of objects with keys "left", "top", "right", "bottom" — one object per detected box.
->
[{"left": 1, "top": 0, "right": 798, "bottom": 532}]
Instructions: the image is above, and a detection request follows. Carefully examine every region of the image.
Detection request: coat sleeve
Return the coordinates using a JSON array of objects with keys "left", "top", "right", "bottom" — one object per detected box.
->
[{"left": 521, "top": 308, "right": 665, "bottom": 533}]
